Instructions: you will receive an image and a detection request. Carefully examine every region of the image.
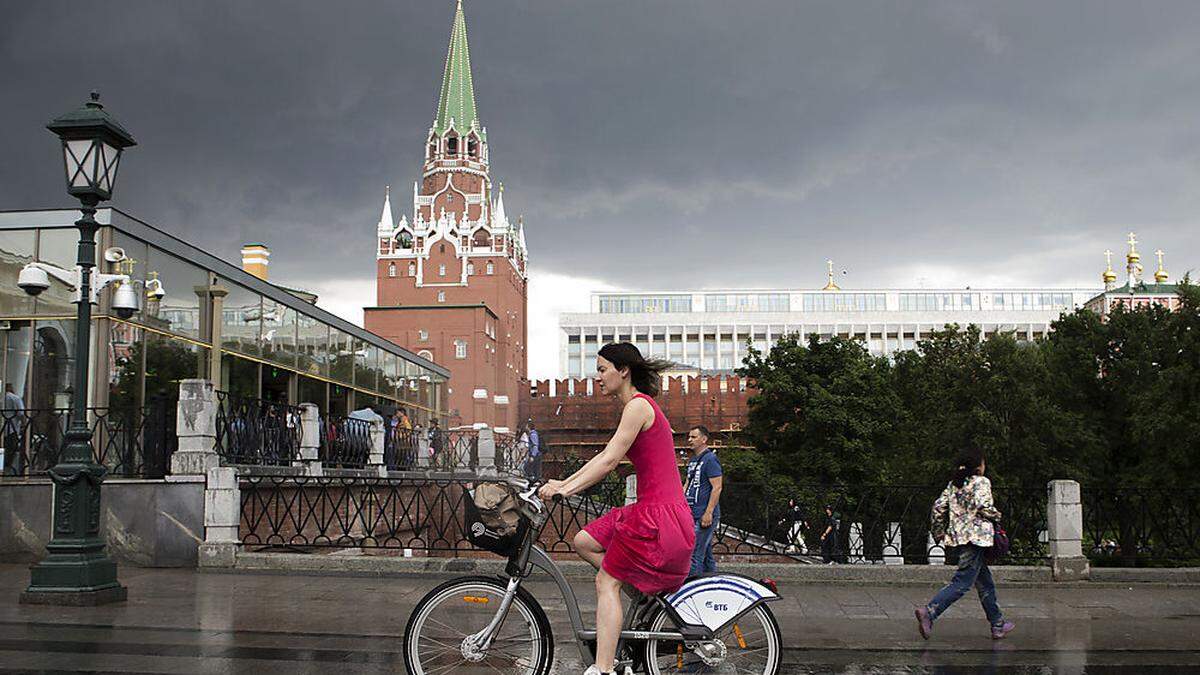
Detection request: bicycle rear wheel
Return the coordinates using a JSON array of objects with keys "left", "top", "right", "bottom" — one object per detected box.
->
[
  {"left": 643, "top": 604, "right": 782, "bottom": 675},
  {"left": 403, "top": 576, "right": 553, "bottom": 675}
]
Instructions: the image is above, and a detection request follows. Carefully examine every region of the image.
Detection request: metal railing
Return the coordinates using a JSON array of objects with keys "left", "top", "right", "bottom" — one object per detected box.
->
[
  {"left": 0, "top": 403, "right": 176, "bottom": 479},
  {"left": 1083, "top": 488, "right": 1200, "bottom": 566},
  {"left": 384, "top": 427, "right": 421, "bottom": 470},
  {"left": 318, "top": 415, "right": 372, "bottom": 468},
  {"left": 715, "top": 482, "right": 1048, "bottom": 564},
  {"left": 213, "top": 392, "right": 302, "bottom": 466},
  {"left": 239, "top": 473, "right": 626, "bottom": 552}
]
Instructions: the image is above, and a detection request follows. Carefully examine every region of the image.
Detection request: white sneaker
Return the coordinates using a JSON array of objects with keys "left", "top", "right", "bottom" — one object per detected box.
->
[{"left": 583, "top": 667, "right": 610, "bottom": 675}]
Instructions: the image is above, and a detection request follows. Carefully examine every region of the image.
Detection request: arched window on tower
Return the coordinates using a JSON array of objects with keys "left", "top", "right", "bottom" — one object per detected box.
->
[
  {"left": 396, "top": 231, "right": 413, "bottom": 249},
  {"left": 467, "top": 137, "right": 478, "bottom": 158},
  {"left": 427, "top": 137, "right": 438, "bottom": 158},
  {"left": 472, "top": 229, "right": 489, "bottom": 249},
  {"left": 408, "top": 262, "right": 416, "bottom": 276},
  {"left": 446, "top": 136, "right": 458, "bottom": 156},
  {"left": 387, "top": 262, "right": 396, "bottom": 278}
]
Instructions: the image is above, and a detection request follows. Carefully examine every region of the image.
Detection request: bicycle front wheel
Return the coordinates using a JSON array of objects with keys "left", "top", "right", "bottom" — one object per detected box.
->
[
  {"left": 643, "top": 603, "right": 782, "bottom": 675},
  {"left": 403, "top": 576, "right": 553, "bottom": 675}
]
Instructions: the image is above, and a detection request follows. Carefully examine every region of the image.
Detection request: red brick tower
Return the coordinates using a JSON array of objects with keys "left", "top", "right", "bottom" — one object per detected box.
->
[{"left": 365, "top": 0, "right": 528, "bottom": 431}]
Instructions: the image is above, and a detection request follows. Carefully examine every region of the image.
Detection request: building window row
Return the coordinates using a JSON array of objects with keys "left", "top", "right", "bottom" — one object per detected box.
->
[
  {"left": 992, "top": 292, "right": 1075, "bottom": 310},
  {"left": 898, "top": 293, "right": 978, "bottom": 312},
  {"left": 598, "top": 294, "right": 692, "bottom": 314},
  {"left": 801, "top": 293, "right": 887, "bottom": 312},
  {"left": 704, "top": 293, "right": 790, "bottom": 313}
]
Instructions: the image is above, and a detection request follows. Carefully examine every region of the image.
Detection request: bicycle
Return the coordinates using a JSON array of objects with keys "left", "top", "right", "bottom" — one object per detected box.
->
[{"left": 403, "top": 478, "right": 783, "bottom": 674}]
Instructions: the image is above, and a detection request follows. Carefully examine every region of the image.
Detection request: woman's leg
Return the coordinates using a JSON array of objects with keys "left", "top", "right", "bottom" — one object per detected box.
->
[
  {"left": 927, "top": 545, "right": 984, "bottom": 621},
  {"left": 594, "top": 567, "right": 624, "bottom": 672},
  {"left": 574, "top": 530, "right": 605, "bottom": 570}
]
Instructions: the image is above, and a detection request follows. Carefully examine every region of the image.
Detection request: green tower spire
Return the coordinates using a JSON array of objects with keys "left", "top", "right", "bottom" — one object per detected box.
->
[{"left": 435, "top": 0, "right": 481, "bottom": 138}]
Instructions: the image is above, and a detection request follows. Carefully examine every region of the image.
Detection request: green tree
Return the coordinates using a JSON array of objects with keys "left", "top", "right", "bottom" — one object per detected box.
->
[{"left": 737, "top": 333, "right": 898, "bottom": 486}]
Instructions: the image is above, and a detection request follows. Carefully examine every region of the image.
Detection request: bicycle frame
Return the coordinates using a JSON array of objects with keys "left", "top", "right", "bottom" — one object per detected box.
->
[{"left": 467, "top": 487, "right": 705, "bottom": 663}]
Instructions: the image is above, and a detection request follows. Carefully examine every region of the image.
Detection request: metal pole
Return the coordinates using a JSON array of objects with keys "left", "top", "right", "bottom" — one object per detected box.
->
[{"left": 21, "top": 195, "right": 127, "bottom": 605}]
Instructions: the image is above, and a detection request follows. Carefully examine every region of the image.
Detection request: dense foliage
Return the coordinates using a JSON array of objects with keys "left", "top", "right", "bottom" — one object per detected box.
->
[{"left": 733, "top": 281, "right": 1200, "bottom": 493}]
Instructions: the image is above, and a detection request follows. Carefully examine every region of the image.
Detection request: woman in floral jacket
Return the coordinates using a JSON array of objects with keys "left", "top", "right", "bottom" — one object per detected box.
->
[{"left": 915, "top": 448, "right": 1016, "bottom": 640}]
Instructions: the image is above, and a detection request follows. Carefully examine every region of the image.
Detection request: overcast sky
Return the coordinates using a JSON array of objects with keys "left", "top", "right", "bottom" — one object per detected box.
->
[{"left": 4, "top": 1, "right": 1200, "bottom": 378}]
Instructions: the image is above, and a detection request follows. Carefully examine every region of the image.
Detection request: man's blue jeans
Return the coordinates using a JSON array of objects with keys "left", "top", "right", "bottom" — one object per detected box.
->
[
  {"left": 927, "top": 544, "right": 1004, "bottom": 626},
  {"left": 691, "top": 518, "right": 719, "bottom": 576}
]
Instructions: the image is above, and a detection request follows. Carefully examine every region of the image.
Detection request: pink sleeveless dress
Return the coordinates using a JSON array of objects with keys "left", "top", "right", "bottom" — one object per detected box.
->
[{"left": 583, "top": 393, "right": 695, "bottom": 595}]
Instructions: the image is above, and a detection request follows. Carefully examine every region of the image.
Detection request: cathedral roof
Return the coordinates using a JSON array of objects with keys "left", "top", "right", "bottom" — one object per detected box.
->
[{"left": 435, "top": 0, "right": 482, "bottom": 139}]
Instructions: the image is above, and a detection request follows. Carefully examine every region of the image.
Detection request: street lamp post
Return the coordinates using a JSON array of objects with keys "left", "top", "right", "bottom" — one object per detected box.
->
[{"left": 20, "top": 92, "right": 137, "bottom": 606}]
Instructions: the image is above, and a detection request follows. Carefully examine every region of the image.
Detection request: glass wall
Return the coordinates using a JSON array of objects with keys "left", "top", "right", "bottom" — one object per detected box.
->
[
  {"left": 297, "top": 313, "right": 328, "bottom": 377},
  {"left": 801, "top": 293, "right": 887, "bottom": 312},
  {"left": 705, "top": 293, "right": 790, "bottom": 313},
  {"left": 0, "top": 217, "right": 450, "bottom": 424},
  {"left": 0, "top": 230, "right": 35, "bottom": 316},
  {"left": 221, "top": 279, "right": 261, "bottom": 357},
  {"left": 261, "top": 297, "right": 298, "bottom": 367},
  {"left": 991, "top": 292, "right": 1075, "bottom": 311},
  {"left": 144, "top": 248, "right": 207, "bottom": 339},
  {"left": 598, "top": 294, "right": 692, "bottom": 314},
  {"left": 898, "top": 293, "right": 979, "bottom": 312}
]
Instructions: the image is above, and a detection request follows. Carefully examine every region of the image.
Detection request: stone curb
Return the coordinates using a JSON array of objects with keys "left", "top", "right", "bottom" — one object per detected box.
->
[{"left": 220, "top": 552, "right": 1200, "bottom": 586}]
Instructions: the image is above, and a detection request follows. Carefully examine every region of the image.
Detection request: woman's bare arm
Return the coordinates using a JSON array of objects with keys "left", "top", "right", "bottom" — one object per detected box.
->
[{"left": 556, "top": 397, "right": 651, "bottom": 497}]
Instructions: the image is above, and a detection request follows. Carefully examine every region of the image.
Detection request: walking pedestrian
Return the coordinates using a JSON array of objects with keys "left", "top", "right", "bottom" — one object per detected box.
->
[
  {"left": 915, "top": 447, "right": 1015, "bottom": 640},
  {"left": 784, "top": 498, "right": 808, "bottom": 554},
  {"left": 819, "top": 505, "right": 840, "bottom": 564},
  {"left": 2, "top": 383, "right": 25, "bottom": 475},
  {"left": 684, "top": 425, "right": 722, "bottom": 576},
  {"left": 524, "top": 420, "right": 545, "bottom": 480}
]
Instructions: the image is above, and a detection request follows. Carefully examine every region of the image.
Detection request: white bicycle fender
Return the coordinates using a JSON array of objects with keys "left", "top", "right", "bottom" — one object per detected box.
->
[{"left": 665, "top": 574, "right": 779, "bottom": 632}]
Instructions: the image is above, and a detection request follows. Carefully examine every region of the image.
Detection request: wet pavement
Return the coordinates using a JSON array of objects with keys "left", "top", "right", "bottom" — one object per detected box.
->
[{"left": 0, "top": 563, "right": 1198, "bottom": 673}]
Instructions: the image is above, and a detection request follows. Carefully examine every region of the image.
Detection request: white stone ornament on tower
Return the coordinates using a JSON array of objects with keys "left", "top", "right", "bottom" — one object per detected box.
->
[{"left": 376, "top": 186, "right": 394, "bottom": 235}]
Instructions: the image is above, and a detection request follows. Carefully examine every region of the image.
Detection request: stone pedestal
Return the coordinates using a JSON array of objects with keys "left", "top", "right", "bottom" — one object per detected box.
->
[
  {"left": 295, "top": 403, "right": 322, "bottom": 476},
  {"left": 416, "top": 435, "right": 430, "bottom": 468},
  {"left": 476, "top": 429, "right": 496, "bottom": 476},
  {"left": 1047, "top": 479, "right": 1089, "bottom": 581},
  {"left": 170, "top": 379, "right": 219, "bottom": 477},
  {"left": 199, "top": 467, "right": 239, "bottom": 568},
  {"left": 369, "top": 419, "right": 387, "bottom": 477}
]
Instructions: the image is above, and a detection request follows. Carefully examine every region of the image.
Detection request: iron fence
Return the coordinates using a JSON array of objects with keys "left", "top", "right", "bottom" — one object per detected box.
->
[
  {"left": 384, "top": 427, "right": 421, "bottom": 470},
  {"left": 319, "top": 415, "right": 372, "bottom": 468},
  {"left": 494, "top": 431, "right": 528, "bottom": 475},
  {"left": 0, "top": 402, "right": 176, "bottom": 478},
  {"left": 718, "top": 482, "right": 1049, "bottom": 564},
  {"left": 239, "top": 473, "right": 624, "bottom": 552},
  {"left": 1083, "top": 488, "right": 1200, "bottom": 566},
  {"left": 214, "top": 392, "right": 302, "bottom": 466}
]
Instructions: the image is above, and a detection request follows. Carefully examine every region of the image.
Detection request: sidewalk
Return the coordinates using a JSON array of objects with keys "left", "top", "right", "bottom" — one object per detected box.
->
[{"left": 1, "top": 564, "right": 1199, "bottom": 673}]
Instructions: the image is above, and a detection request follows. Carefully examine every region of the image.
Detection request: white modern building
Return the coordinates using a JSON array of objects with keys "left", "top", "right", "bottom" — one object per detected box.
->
[{"left": 558, "top": 282, "right": 1099, "bottom": 378}]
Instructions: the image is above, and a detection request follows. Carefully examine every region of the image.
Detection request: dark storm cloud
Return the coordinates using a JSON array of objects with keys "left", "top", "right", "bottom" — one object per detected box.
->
[{"left": 3, "top": 1, "right": 1200, "bottom": 290}]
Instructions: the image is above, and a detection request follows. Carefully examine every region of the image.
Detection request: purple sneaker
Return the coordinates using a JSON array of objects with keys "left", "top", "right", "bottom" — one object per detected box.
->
[
  {"left": 914, "top": 607, "right": 932, "bottom": 640},
  {"left": 991, "top": 621, "right": 1015, "bottom": 639}
]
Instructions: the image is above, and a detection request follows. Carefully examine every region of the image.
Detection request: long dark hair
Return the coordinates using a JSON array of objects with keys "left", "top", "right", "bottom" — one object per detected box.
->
[
  {"left": 950, "top": 447, "right": 986, "bottom": 488},
  {"left": 597, "top": 342, "right": 673, "bottom": 397}
]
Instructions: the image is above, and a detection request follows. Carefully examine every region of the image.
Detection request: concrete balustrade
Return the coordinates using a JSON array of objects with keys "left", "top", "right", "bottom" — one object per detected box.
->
[
  {"left": 169, "top": 379, "right": 219, "bottom": 478},
  {"left": 1048, "top": 479, "right": 1089, "bottom": 581}
]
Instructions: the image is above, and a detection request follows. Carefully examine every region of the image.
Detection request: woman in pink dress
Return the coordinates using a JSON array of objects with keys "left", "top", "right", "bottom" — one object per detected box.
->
[{"left": 539, "top": 342, "right": 694, "bottom": 675}]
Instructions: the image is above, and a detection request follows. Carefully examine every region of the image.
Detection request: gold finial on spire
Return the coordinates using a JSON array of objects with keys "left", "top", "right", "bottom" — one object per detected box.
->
[
  {"left": 822, "top": 259, "right": 841, "bottom": 291},
  {"left": 1102, "top": 249, "right": 1117, "bottom": 286},
  {"left": 1154, "top": 249, "right": 1169, "bottom": 284}
]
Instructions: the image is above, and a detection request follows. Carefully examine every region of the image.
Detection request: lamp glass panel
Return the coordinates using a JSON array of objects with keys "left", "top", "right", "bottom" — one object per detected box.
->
[
  {"left": 100, "top": 142, "right": 120, "bottom": 192},
  {"left": 65, "top": 140, "right": 93, "bottom": 182}
]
